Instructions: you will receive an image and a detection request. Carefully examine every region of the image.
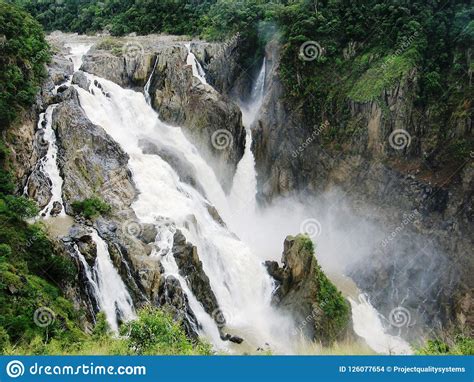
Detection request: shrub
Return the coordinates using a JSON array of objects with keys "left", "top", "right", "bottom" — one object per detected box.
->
[
  {"left": 71, "top": 197, "right": 111, "bottom": 218},
  {"left": 120, "top": 307, "right": 212, "bottom": 355},
  {"left": 417, "top": 334, "right": 474, "bottom": 355}
]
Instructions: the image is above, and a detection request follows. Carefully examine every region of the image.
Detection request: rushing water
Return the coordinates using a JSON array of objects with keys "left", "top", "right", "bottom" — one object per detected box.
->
[
  {"left": 349, "top": 294, "right": 412, "bottom": 354},
  {"left": 73, "top": 230, "right": 135, "bottom": 332},
  {"left": 29, "top": 42, "right": 135, "bottom": 332},
  {"left": 36, "top": 104, "right": 65, "bottom": 217},
  {"left": 30, "top": 39, "right": 412, "bottom": 354},
  {"left": 185, "top": 43, "right": 208, "bottom": 85},
  {"left": 75, "top": 68, "right": 297, "bottom": 352}
]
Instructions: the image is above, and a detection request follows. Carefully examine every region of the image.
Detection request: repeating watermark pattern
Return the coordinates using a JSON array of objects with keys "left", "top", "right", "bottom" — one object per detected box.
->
[
  {"left": 389, "top": 129, "right": 412, "bottom": 150},
  {"left": 292, "top": 120, "right": 329, "bottom": 158},
  {"left": 300, "top": 218, "right": 322, "bottom": 239},
  {"left": 0, "top": 34, "right": 6, "bottom": 47},
  {"left": 211, "top": 307, "right": 227, "bottom": 329},
  {"left": 389, "top": 306, "right": 411, "bottom": 328},
  {"left": 381, "top": 28, "right": 421, "bottom": 72},
  {"left": 381, "top": 209, "right": 420, "bottom": 248},
  {"left": 211, "top": 33, "right": 241, "bottom": 62},
  {"left": 6, "top": 360, "right": 25, "bottom": 378},
  {"left": 122, "top": 219, "right": 143, "bottom": 239},
  {"left": 33, "top": 307, "right": 56, "bottom": 328},
  {"left": 122, "top": 42, "right": 144, "bottom": 60},
  {"left": 299, "top": 41, "right": 324, "bottom": 61},
  {"left": 211, "top": 129, "right": 233, "bottom": 150}
]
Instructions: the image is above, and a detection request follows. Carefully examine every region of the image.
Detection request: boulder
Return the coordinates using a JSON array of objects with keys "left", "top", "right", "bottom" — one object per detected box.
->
[
  {"left": 265, "top": 235, "right": 353, "bottom": 345},
  {"left": 172, "top": 230, "right": 220, "bottom": 319}
]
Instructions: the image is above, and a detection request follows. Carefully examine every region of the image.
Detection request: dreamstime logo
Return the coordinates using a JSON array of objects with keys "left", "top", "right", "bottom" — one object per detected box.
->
[
  {"left": 6, "top": 360, "right": 25, "bottom": 378},
  {"left": 299, "top": 41, "right": 323, "bottom": 61},
  {"left": 34, "top": 307, "right": 55, "bottom": 327},
  {"left": 122, "top": 219, "right": 143, "bottom": 239},
  {"left": 122, "top": 42, "right": 144, "bottom": 59},
  {"left": 300, "top": 218, "right": 322, "bottom": 239},
  {"left": 389, "top": 129, "right": 411, "bottom": 150},
  {"left": 211, "top": 129, "right": 233, "bottom": 150},
  {"left": 211, "top": 305, "right": 236, "bottom": 329},
  {"left": 212, "top": 308, "right": 227, "bottom": 328},
  {"left": 389, "top": 306, "right": 411, "bottom": 328},
  {"left": 291, "top": 120, "right": 329, "bottom": 158}
]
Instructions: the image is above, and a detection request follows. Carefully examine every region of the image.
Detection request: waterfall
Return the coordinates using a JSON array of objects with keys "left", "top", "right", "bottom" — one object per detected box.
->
[
  {"left": 185, "top": 43, "right": 208, "bottom": 85},
  {"left": 65, "top": 44, "right": 410, "bottom": 354},
  {"left": 349, "top": 294, "right": 412, "bottom": 354},
  {"left": 228, "top": 59, "right": 265, "bottom": 234},
  {"left": 27, "top": 43, "right": 92, "bottom": 218},
  {"left": 144, "top": 56, "right": 158, "bottom": 105},
  {"left": 75, "top": 71, "right": 296, "bottom": 353},
  {"left": 37, "top": 104, "right": 65, "bottom": 217},
  {"left": 73, "top": 229, "right": 135, "bottom": 332}
]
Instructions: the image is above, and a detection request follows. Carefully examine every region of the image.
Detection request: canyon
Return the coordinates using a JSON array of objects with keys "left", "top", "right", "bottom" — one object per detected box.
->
[{"left": 5, "top": 31, "right": 472, "bottom": 354}]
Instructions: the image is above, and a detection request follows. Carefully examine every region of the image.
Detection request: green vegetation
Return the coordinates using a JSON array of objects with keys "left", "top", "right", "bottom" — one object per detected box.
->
[
  {"left": 314, "top": 263, "right": 351, "bottom": 343},
  {"left": 0, "top": 1, "right": 84, "bottom": 355},
  {"left": 301, "top": 235, "right": 351, "bottom": 343},
  {"left": 71, "top": 197, "right": 111, "bottom": 219},
  {"left": 417, "top": 333, "right": 474, "bottom": 355},
  {"left": 348, "top": 49, "right": 418, "bottom": 103},
  {"left": 12, "top": 0, "right": 471, "bottom": 165},
  {"left": 120, "top": 308, "right": 212, "bottom": 355},
  {"left": 3, "top": 308, "right": 212, "bottom": 355},
  {"left": 0, "top": 1, "right": 50, "bottom": 128}
]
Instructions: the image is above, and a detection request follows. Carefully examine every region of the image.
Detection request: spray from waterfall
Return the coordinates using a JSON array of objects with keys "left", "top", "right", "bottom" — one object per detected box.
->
[{"left": 76, "top": 70, "right": 297, "bottom": 353}]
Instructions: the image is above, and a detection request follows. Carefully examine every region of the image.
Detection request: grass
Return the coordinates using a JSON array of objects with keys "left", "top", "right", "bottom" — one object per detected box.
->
[{"left": 348, "top": 49, "right": 418, "bottom": 103}]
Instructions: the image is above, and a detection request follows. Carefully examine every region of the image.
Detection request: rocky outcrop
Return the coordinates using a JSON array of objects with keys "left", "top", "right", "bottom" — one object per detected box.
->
[
  {"left": 252, "top": 38, "right": 473, "bottom": 337},
  {"left": 172, "top": 230, "right": 220, "bottom": 318},
  {"left": 265, "top": 235, "right": 353, "bottom": 345},
  {"left": 80, "top": 36, "right": 246, "bottom": 191},
  {"left": 5, "top": 50, "right": 74, "bottom": 193}
]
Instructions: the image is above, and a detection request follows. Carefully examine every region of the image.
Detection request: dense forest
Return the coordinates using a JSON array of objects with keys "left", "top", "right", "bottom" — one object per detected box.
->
[
  {"left": 10, "top": 0, "right": 474, "bottom": 165},
  {"left": 0, "top": 0, "right": 472, "bottom": 355}
]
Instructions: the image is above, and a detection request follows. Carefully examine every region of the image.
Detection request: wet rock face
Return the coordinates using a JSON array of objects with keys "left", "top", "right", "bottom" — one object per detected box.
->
[
  {"left": 25, "top": 170, "right": 52, "bottom": 210},
  {"left": 265, "top": 235, "right": 353, "bottom": 345},
  {"left": 253, "top": 39, "right": 473, "bottom": 335},
  {"left": 172, "top": 230, "right": 220, "bottom": 319},
  {"left": 52, "top": 87, "right": 136, "bottom": 214},
  {"left": 80, "top": 39, "right": 246, "bottom": 192},
  {"left": 156, "top": 275, "right": 200, "bottom": 339}
]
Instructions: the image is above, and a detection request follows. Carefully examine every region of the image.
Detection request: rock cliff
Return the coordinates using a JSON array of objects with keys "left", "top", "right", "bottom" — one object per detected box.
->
[{"left": 265, "top": 235, "right": 353, "bottom": 345}]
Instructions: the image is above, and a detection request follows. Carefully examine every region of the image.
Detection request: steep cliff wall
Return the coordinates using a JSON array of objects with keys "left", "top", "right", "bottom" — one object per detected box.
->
[{"left": 251, "top": 39, "right": 473, "bottom": 337}]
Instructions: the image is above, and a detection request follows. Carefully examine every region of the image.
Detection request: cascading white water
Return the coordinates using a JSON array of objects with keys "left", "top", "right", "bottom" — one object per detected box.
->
[
  {"left": 35, "top": 104, "right": 65, "bottom": 217},
  {"left": 349, "top": 294, "right": 412, "bottom": 354},
  {"left": 65, "top": 43, "right": 93, "bottom": 72},
  {"left": 30, "top": 42, "right": 135, "bottom": 332},
  {"left": 31, "top": 43, "right": 92, "bottom": 217},
  {"left": 66, "top": 43, "right": 411, "bottom": 354},
  {"left": 224, "top": 58, "right": 413, "bottom": 354},
  {"left": 185, "top": 43, "right": 208, "bottom": 85},
  {"left": 144, "top": 56, "right": 158, "bottom": 105},
  {"left": 89, "top": 230, "right": 135, "bottom": 331},
  {"left": 73, "top": 230, "right": 135, "bottom": 332},
  {"left": 228, "top": 60, "right": 265, "bottom": 237},
  {"left": 75, "top": 71, "right": 296, "bottom": 353}
]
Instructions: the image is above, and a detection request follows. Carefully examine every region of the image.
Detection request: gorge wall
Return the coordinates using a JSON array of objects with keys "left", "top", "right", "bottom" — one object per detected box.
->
[{"left": 4, "top": 30, "right": 472, "bottom": 352}]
